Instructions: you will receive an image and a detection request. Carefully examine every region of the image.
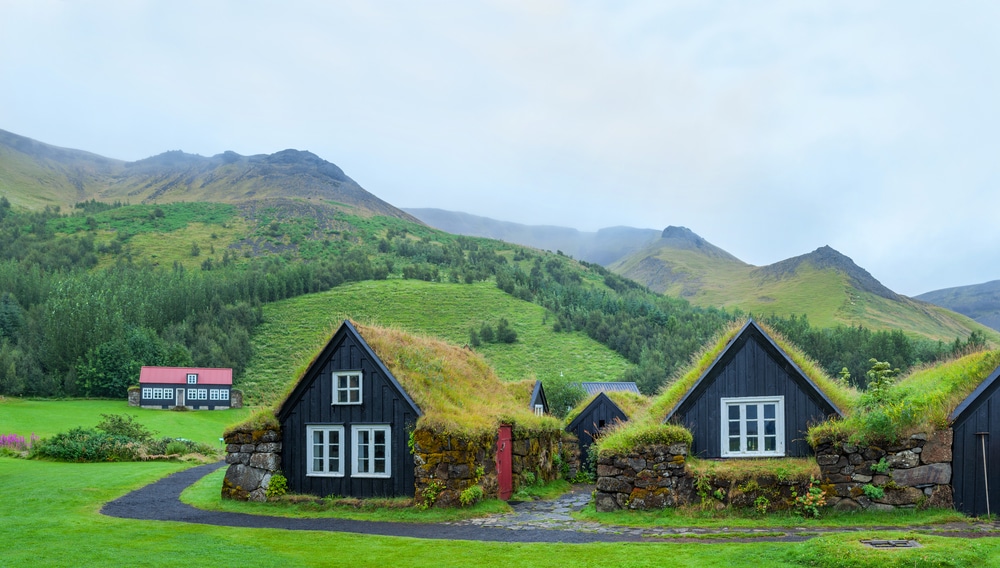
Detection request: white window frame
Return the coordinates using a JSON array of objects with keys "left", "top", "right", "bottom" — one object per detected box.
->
[
  {"left": 351, "top": 425, "right": 391, "bottom": 478},
  {"left": 210, "top": 389, "right": 229, "bottom": 401},
  {"left": 534, "top": 404, "right": 545, "bottom": 416},
  {"left": 720, "top": 396, "right": 785, "bottom": 458},
  {"left": 306, "top": 425, "right": 345, "bottom": 477},
  {"left": 187, "top": 388, "right": 208, "bottom": 401},
  {"left": 333, "top": 371, "right": 363, "bottom": 405},
  {"left": 186, "top": 373, "right": 198, "bottom": 384}
]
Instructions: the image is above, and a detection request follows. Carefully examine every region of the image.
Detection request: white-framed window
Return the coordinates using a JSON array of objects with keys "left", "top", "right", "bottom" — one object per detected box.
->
[
  {"left": 534, "top": 404, "right": 545, "bottom": 416},
  {"left": 142, "top": 387, "right": 152, "bottom": 399},
  {"left": 186, "top": 373, "right": 198, "bottom": 384},
  {"left": 352, "top": 425, "right": 390, "bottom": 478},
  {"left": 334, "top": 371, "right": 362, "bottom": 405},
  {"left": 720, "top": 396, "right": 785, "bottom": 458},
  {"left": 209, "top": 389, "right": 229, "bottom": 401},
  {"left": 307, "top": 425, "right": 344, "bottom": 477},
  {"left": 151, "top": 387, "right": 165, "bottom": 399},
  {"left": 187, "top": 388, "right": 208, "bottom": 401}
]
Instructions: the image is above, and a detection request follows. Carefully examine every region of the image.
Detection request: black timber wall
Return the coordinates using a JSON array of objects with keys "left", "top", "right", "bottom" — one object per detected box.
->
[
  {"left": 280, "top": 331, "right": 417, "bottom": 498},
  {"left": 566, "top": 394, "right": 627, "bottom": 468},
  {"left": 672, "top": 330, "right": 837, "bottom": 459},
  {"left": 952, "top": 378, "right": 1000, "bottom": 517}
]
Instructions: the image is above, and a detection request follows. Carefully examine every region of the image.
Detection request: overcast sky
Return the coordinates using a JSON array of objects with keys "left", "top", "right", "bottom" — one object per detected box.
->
[{"left": 2, "top": 1, "right": 998, "bottom": 296}]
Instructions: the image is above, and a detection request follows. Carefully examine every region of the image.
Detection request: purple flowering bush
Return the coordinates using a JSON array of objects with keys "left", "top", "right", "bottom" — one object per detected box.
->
[{"left": 0, "top": 432, "right": 38, "bottom": 456}]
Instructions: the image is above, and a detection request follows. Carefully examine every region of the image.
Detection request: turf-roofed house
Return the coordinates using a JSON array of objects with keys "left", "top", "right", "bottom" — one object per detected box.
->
[
  {"left": 133, "top": 366, "right": 236, "bottom": 410},
  {"left": 591, "top": 319, "right": 853, "bottom": 512},
  {"left": 807, "top": 349, "right": 1000, "bottom": 514},
  {"left": 565, "top": 382, "right": 646, "bottom": 470},
  {"left": 661, "top": 319, "right": 845, "bottom": 459},
  {"left": 223, "top": 320, "right": 563, "bottom": 505}
]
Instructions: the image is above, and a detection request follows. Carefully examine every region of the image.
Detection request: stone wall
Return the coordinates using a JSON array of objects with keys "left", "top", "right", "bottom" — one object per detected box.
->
[
  {"left": 560, "top": 433, "right": 581, "bottom": 480},
  {"left": 230, "top": 389, "right": 244, "bottom": 409},
  {"left": 594, "top": 443, "right": 694, "bottom": 512},
  {"left": 412, "top": 427, "right": 562, "bottom": 507},
  {"left": 127, "top": 387, "right": 140, "bottom": 407},
  {"left": 814, "top": 429, "right": 953, "bottom": 511},
  {"left": 221, "top": 427, "right": 282, "bottom": 502}
]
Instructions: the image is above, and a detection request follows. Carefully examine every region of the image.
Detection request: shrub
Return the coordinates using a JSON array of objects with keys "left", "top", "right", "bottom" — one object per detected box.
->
[
  {"left": 459, "top": 485, "right": 484, "bottom": 506},
  {"left": 791, "top": 477, "right": 827, "bottom": 518},
  {"left": 164, "top": 440, "right": 189, "bottom": 455},
  {"left": 266, "top": 473, "right": 288, "bottom": 500},
  {"left": 863, "top": 484, "right": 885, "bottom": 500},
  {"left": 96, "top": 413, "right": 154, "bottom": 443},
  {"left": 31, "top": 428, "right": 142, "bottom": 462}
]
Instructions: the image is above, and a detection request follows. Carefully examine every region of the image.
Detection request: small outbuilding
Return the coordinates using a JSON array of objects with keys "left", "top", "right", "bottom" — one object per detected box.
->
[
  {"left": 950, "top": 362, "right": 1000, "bottom": 517},
  {"left": 137, "top": 366, "right": 234, "bottom": 410},
  {"left": 566, "top": 386, "right": 646, "bottom": 468},
  {"left": 661, "top": 319, "right": 844, "bottom": 459},
  {"left": 530, "top": 379, "right": 549, "bottom": 415}
]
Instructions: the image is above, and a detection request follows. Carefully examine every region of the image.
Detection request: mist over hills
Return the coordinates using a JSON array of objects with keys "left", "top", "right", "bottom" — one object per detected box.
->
[{"left": 405, "top": 208, "right": 660, "bottom": 265}]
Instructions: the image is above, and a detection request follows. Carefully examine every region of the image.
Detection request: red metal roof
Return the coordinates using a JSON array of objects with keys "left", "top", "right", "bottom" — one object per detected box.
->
[{"left": 139, "top": 366, "right": 233, "bottom": 385}]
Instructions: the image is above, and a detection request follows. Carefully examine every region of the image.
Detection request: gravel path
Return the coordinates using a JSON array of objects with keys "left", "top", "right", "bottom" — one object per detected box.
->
[{"left": 101, "top": 462, "right": 1000, "bottom": 544}]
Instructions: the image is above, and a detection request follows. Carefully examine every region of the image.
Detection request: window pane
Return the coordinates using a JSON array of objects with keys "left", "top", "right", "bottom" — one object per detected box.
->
[
  {"left": 746, "top": 405, "right": 757, "bottom": 420},
  {"left": 728, "top": 405, "right": 740, "bottom": 420},
  {"left": 747, "top": 436, "right": 758, "bottom": 451},
  {"left": 764, "top": 420, "right": 776, "bottom": 436},
  {"left": 357, "top": 430, "right": 370, "bottom": 472},
  {"left": 765, "top": 437, "right": 776, "bottom": 452},
  {"left": 746, "top": 419, "right": 758, "bottom": 437},
  {"left": 729, "top": 420, "right": 740, "bottom": 436},
  {"left": 729, "top": 437, "right": 740, "bottom": 452},
  {"left": 337, "top": 389, "right": 348, "bottom": 403},
  {"left": 764, "top": 404, "right": 775, "bottom": 419},
  {"left": 349, "top": 389, "right": 360, "bottom": 403},
  {"left": 338, "top": 375, "right": 347, "bottom": 389},
  {"left": 349, "top": 375, "right": 359, "bottom": 389}
]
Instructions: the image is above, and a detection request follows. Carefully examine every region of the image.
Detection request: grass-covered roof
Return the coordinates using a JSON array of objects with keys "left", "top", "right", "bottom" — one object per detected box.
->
[
  {"left": 272, "top": 321, "right": 562, "bottom": 437},
  {"left": 647, "top": 319, "right": 857, "bottom": 424},
  {"left": 808, "top": 349, "right": 1000, "bottom": 446},
  {"left": 564, "top": 389, "right": 650, "bottom": 425},
  {"left": 593, "top": 318, "right": 857, "bottom": 457}
]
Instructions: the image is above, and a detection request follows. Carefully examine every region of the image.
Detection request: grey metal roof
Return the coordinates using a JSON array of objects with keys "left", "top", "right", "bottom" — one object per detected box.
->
[{"left": 580, "top": 381, "right": 641, "bottom": 396}]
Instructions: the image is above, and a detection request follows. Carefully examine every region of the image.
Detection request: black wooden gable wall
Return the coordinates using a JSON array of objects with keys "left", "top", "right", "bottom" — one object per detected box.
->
[
  {"left": 279, "top": 323, "right": 420, "bottom": 499},
  {"left": 951, "top": 365, "right": 1000, "bottom": 517},
  {"left": 566, "top": 393, "right": 628, "bottom": 467},
  {"left": 668, "top": 322, "right": 840, "bottom": 459}
]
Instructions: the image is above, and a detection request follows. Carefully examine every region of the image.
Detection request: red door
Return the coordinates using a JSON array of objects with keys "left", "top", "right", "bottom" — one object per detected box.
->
[{"left": 496, "top": 424, "right": 512, "bottom": 500}]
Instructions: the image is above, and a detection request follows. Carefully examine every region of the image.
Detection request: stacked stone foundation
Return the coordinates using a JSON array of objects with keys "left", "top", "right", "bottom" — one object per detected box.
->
[
  {"left": 814, "top": 429, "right": 953, "bottom": 511},
  {"left": 222, "top": 427, "right": 282, "bottom": 502},
  {"left": 594, "top": 443, "right": 695, "bottom": 512},
  {"left": 412, "top": 427, "right": 561, "bottom": 507}
]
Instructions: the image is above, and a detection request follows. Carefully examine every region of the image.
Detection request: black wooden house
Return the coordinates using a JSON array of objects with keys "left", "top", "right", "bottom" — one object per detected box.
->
[
  {"left": 566, "top": 391, "right": 635, "bottom": 468},
  {"left": 276, "top": 321, "right": 422, "bottom": 499},
  {"left": 664, "top": 319, "right": 843, "bottom": 459},
  {"left": 950, "top": 362, "right": 1000, "bottom": 517}
]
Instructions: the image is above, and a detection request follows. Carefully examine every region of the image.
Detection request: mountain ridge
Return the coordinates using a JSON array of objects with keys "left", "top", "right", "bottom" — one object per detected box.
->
[{"left": 0, "top": 128, "right": 419, "bottom": 223}]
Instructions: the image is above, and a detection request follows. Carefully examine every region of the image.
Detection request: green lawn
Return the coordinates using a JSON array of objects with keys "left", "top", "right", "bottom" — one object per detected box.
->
[
  {"left": 1, "top": 401, "right": 995, "bottom": 567},
  {"left": 241, "top": 279, "right": 633, "bottom": 404},
  {"left": 1, "top": 457, "right": 997, "bottom": 567},
  {"left": 0, "top": 398, "right": 251, "bottom": 447}
]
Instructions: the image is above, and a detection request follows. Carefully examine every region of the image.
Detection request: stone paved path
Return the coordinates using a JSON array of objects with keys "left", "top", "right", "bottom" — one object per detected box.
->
[
  {"left": 103, "top": 462, "right": 1000, "bottom": 543},
  {"left": 446, "top": 483, "right": 1000, "bottom": 542}
]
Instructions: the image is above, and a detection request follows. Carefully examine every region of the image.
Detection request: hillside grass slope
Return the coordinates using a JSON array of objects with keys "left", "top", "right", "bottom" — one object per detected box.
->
[{"left": 242, "top": 279, "right": 633, "bottom": 406}]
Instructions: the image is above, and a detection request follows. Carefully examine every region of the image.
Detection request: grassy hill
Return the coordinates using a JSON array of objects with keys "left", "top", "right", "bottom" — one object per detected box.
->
[
  {"left": 241, "top": 279, "right": 633, "bottom": 412},
  {"left": 612, "top": 230, "right": 999, "bottom": 344},
  {"left": 0, "top": 128, "right": 419, "bottom": 222},
  {"left": 916, "top": 279, "right": 1000, "bottom": 332}
]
